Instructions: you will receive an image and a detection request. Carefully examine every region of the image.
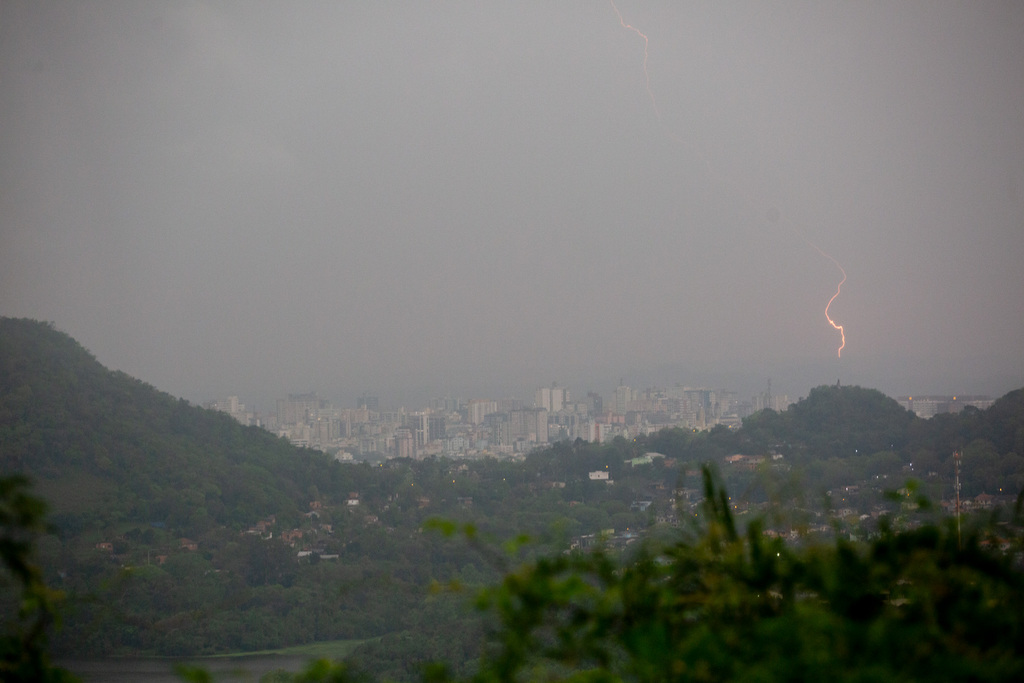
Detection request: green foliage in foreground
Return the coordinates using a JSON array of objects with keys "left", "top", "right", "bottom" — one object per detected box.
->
[
  {"left": 454, "top": 470, "right": 1024, "bottom": 682},
  {"left": 0, "top": 475, "right": 76, "bottom": 682}
]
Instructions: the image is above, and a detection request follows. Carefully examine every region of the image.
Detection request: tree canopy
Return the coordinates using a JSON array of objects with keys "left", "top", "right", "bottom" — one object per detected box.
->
[{"left": 454, "top": 468, "right": 1024, "bottom": 682}]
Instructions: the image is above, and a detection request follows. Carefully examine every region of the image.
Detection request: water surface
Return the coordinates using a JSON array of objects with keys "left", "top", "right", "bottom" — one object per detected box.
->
[{"left": 61, "top": 655, "right": 310, "bottom": 682}]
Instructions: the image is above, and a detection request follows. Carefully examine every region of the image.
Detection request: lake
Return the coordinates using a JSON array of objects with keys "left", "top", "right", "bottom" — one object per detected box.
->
[{"left": 59, "top": 655, "right": 311, "bottom": 682}]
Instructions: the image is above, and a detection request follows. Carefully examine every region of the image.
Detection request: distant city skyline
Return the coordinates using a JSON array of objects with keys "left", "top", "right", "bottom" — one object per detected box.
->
[
  {"left": 212, "top": 356, "right": 1015, "bottom": 418},
  {"left": 207, "top": 378, "right": 994, "bottom": 426},
  {"left": 206, "top": 379, "right": 992, "bottom": 461},
  {"left": 210, "top": 381, "right": 781, "bottom": 458}
]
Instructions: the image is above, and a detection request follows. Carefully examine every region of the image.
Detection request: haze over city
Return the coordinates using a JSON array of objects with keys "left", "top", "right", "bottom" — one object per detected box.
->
[{"left": 2, "top": 1, "right": 1023, "bottom": 409}]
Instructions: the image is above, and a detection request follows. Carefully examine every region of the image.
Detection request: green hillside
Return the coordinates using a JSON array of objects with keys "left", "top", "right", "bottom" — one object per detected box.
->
[
  {"left": 2, "top": 317, "right": 1024, "bottom": 679},
  {"left": 1, "top": 318, "right": 335, "bottom": 534}
]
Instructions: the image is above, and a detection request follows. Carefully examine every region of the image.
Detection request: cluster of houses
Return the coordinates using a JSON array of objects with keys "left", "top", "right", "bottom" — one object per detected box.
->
[
  {"left": 93, "top": 445, "right": 1017, "bottom": 565},
  {"left": 93, "top": 494, "right": 374, "bottom": 565},
  {"left": 94, "top": 536, "right": 198, "bottom": 566}
]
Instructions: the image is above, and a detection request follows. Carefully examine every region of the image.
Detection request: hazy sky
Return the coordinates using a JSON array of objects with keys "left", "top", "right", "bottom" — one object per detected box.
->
[{"left": 3, "top": 1, "right": 1023, "bottom": 409}]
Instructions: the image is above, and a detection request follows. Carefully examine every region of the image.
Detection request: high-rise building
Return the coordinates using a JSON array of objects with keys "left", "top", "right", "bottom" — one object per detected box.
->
[
  {"left": 394, "top": 428, "right": 416, "bottom": 459},
  {"left": 484, "top": 412, "right": 511, "bottom": 447},
  {"left": 614, "top": 384, "right": 635, "bottom": 415},
  {"left": 584, "top": 420, "right": 618, "bottom": 443},
  {"left": 509, "top": 408, "right": 548, "bottom": 444},
  {"left": 404, "top": 412, "right": 446, "bottom": 446},
  {"left": 681, "top": 388, "right": 717, "bottom": 421},
  {"left": 277, "top": 393, "right": 328, "bottom": 426},
  {"left": 468, "top": 399, "right": 498, "bottom": 424},
  {"left": 535, "top": 384, "right": 568, "bottom": 413},
  {"left": 428, "top": 414, "right": 446, "bottom": 443}
]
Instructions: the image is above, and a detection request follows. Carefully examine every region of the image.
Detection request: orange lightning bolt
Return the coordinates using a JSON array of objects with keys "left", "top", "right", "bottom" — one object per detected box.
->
[
  {"left": 610, "top": 2, "right": 849, "bottom": 359},
  {"left": 824, "top": 262, "right": 847, "bottom": 358},
  {"left": 610, "top": 0, "right": 660, "bottom": 120},
  {"left": 806, "top": 239, "right": 847, "bottom": 357}
]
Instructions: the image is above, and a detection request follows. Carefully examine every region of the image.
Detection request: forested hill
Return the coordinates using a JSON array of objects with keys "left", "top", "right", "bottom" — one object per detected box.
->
[
  {"left": 736, "top": 384, "right": 1024, "bottom": 475},
  {"left": 736, "top": 384, "right": 917, "bottom": 459},
  {"left": 0, "top": 317, "right": 333, "bottom": 534}
]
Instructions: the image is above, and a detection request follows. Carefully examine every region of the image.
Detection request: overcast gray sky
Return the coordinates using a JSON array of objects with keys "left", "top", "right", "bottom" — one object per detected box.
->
[{"left": 2, "top": 1, "right": 1023, "bottom": 408}]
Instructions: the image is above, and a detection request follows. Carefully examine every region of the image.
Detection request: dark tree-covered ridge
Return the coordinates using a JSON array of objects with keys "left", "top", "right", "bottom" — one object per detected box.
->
[{"left": 0, "top": 317, "right": 335, "bottom": 532}]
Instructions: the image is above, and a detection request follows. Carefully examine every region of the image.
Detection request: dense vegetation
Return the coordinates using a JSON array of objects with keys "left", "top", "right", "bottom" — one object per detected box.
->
[
  {"left": 434, "top": 469, "right": 1024, "bottom": 682},
  {"left": 2, "top": 317, "right": 1024, "bottom": 680},
  {"left": 0, "top": 475, "right": 76, "bottom": 682}
]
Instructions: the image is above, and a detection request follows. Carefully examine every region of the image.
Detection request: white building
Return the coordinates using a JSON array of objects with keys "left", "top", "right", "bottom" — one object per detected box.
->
[
  {"left": 535, "top": 384, "right": 568, "bottom": 413},
  {"left": 468, "top": 399, "right": 498, "bottom": 424}
]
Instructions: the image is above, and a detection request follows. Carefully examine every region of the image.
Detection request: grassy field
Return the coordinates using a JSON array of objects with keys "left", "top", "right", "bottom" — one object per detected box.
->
[{"left": 213, "top": 638, "right": 375, "bottom": 660}]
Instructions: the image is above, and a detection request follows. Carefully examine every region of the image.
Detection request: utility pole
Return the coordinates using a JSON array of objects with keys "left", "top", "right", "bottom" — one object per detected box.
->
[{"left": 954, "top": 451, "right": 962, "bottom": 551}]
